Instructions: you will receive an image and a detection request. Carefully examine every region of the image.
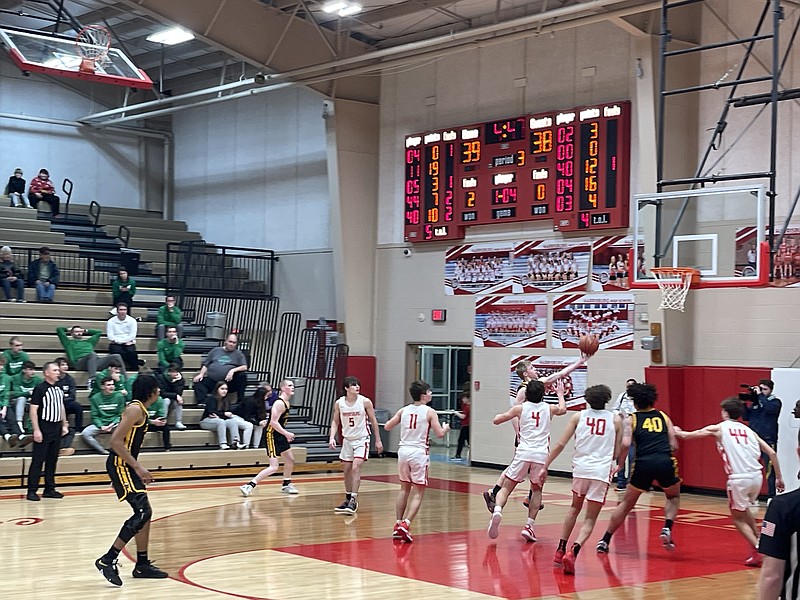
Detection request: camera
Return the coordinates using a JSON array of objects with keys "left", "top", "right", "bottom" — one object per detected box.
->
[{"left": 738, "top": 384, "right": 758, "bottom": 402}]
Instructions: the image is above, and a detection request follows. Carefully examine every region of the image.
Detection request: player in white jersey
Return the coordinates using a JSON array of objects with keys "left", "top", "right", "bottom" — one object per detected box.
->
[
  {"left": 484, "top": 354, "right": 588, "bottom": 513},
  {"left": 542, "top": 385, "right": 622, "bottom": 574},
  {"left": 328, "top": 376, "right": 383, "bottom": 515},
  {"left": 487, "top": 379, "right": 566, "bottom": 541},
  {"left": 384, "top": 379, "right": 449, "bottom": 543},
  {"left": 675, "top": 397, "right": 784, "bottom": 567}
]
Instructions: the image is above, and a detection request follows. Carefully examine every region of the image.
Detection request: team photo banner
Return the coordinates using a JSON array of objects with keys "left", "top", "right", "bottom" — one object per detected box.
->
[
  {"left": 551, "top": 293, "right": 635, "bottom": 350},
  {"left": 474, "top": 294, "right": 547, "bottom": 348}
]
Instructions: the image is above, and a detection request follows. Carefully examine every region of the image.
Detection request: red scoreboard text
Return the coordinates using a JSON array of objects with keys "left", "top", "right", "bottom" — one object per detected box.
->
[{"left": 403, "top": 101, "right": 631, "bottom": 242}]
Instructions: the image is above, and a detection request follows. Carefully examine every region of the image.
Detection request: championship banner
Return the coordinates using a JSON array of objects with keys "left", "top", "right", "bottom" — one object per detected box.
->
[
  {"left": 512, "top": 238, "right": 591, "bottom": 294},
  {"left": 509, "top": 355, "right": 587, "bottom": 410},
  {"left": 444, "top": 241, "right": 521, "bottom": 295},
  {"left": 590, "top": 235, "right": 645, "bottom": 291},
  {"left": 551, "top": 293, "right": 635, "bottom": 350},
  {"left": 474, "top": 294, "right": 547, "bottom": 348},
  {"left": 737, "top": 226, "right": 800, "bottom": 287}
]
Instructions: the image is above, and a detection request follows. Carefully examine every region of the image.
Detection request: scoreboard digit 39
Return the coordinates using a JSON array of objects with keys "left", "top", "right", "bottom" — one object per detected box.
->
[{"left": 403, "top": 101, "right": 631, "bottom": 243}]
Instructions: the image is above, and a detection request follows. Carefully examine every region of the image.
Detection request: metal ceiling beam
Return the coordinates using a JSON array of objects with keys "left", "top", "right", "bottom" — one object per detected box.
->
[{"left": 355, "top": 0, "right": 467, "bottom": 25}]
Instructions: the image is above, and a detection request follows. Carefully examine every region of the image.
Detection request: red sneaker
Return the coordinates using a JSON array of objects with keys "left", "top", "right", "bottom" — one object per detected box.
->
[
  {"left": 562, "top": 551, "right": 576, "bottom": 575},
  {"left": 392, "top": 523, "right": 402, "bottom": 539},
  {"left": 744, "top": 551, "right": 763, "bottom": 567},
  {"left": 521, "top": 524, "right": 537, "bottom": 543},
  {"left": 553, "top": 549, "right": 565, "bottom": 566},
  {"left": 396, "top": 522, "right": 413, "bottom": 543}
]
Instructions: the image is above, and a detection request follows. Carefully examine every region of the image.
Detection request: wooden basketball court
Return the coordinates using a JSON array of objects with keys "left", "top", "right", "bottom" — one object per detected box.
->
[{"left": 3, "top": 458, "right": 762, "bottom": 599}]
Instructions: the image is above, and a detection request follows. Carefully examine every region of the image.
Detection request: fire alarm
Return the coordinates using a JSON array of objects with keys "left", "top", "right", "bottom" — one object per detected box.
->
[{"left": 431, "top": 309, "right": 447, "bottom": 322}]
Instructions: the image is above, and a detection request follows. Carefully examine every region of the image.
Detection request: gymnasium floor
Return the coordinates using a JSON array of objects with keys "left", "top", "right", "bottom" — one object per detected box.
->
[{"left": 3, "top": 456, "right": 762, "bottom": 599}]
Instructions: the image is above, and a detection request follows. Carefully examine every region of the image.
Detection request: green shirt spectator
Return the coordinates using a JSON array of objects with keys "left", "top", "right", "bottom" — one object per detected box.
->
[
  {"left": 12, "top": 370, "right": 43, "bottom": 400},
  {"left": 111, "top": 269, "right": 136, "bottom": 307},
  {"left": 3, "top": 337, "right": 30, "bottom": 376},
  {"left": 157, "top": 336, "right": 185, "bottom": 369},
  {"left": 91, "top": 367, "right": 128, "bottom": 397},
  {"left": 56, "top": 326, "right": 103, "bottom": 365},
  {"left": 156, "top": 295, "right": 184, "bottom": 339},
  {"left": 147, "top": 396, "right": 168, "bottom": 419},
  {"left": 0, "top": 369, "right": 10, "bottom": 409},
  {"left": 89, "top": 387, "right": 125, "bottom": 428}
]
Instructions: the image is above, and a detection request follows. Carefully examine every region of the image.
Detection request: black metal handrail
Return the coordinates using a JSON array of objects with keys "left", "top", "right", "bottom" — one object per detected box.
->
[
  {"left": 9, "top": 246, "right": 102, "bottom": 290},
  {"left": 117, "top": 224, "right": 130, "bottom": 248},
  {"left": 166, "top": 241, "right": 279, "bottom": 302},
  {"left": 62, "top": 178, "right": 73, "bottom": 217},
  {"left": 88, "top": 200, "right": 101, "bottom": 246}
]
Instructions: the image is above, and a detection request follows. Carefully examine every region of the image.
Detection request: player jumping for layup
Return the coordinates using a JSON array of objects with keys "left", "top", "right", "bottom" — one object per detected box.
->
[
  {"left": 596, "top": 382, "right": 681, "bottom": 554},
  {"left": 95, "top": 374, "right": 168, "bottom": 587},
  {"left": 329, "top": 376, "right": 383, "bottom": 515}
]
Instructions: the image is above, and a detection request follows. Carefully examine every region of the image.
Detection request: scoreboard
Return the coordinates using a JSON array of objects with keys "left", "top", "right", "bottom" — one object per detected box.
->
[{"left": 403, "top": 101, "right": 631, "bottom": 243}]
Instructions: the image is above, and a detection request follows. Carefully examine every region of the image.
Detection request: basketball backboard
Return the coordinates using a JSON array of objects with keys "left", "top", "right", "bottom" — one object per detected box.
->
[
  {"left": 0, "top": 28, "right": 153, "bottom": 89},
  {"left": 631, "top": 185, "right": 769, "bottom": 289}
]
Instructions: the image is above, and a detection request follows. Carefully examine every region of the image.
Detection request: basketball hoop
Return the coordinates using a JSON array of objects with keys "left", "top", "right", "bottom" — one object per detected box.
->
[
  {"left": 76, "top": 25, "right": 111, "bottom": 74},
  {"left": 650, "top": 267, "right": 701, "bottom": 312}
]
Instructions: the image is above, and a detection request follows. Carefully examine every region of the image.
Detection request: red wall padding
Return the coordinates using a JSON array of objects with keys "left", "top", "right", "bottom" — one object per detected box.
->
[
  {"left": 344, "top": 356, "right": 377, "bottom": 405},
  {"left": 645, "top": 365, "right": 772, "bottom": 492}
]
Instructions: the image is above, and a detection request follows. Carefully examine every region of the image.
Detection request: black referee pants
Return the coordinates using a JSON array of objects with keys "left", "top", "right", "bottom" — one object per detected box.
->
[{"left": 27, "top": 421, "right": 62, "bottom": 494}]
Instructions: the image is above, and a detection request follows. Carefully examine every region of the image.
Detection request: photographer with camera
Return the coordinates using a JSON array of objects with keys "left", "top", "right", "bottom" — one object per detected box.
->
[{"left": 742, "top": 379, "right": 782, "bottom": 500}]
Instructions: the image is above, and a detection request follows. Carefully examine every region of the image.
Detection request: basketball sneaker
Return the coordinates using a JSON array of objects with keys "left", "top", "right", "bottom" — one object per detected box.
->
[
  {"left": 562, "top": 551, "right": 576, "bottom": 575},
  {"left": 488, "top": 511, "right": 502, "bottom": 539},
  {"left": 281, "top": 483, "right": 299, "bottom": 494},
  {"left": 132, "top": 560, "right": 169, "bottom": 579},
  {"left": 95, "top": 557, "right": 122, "bottom": 587},
  {"left": 334, "top": 500, "right": 350, "bottom": 513},
  {"left": 392, "top": 523, "right": 402, "bottom": 539},
  {"left": 239, "top": 483, "right": 254, "bottom": 497},
  {"left": 521, "top": 524, "right": 537, "bottom": 542},
  {"left": 396, "top": 522, "right": 413, "bottom": 543},
  {"left": 341, "top": 498, "right": 358, "bottom": 515},
  {"left": 483, "top": 489, "right": 496, "bottom": 513},
  {"left": 660, "top": 527, "right": 675, "bottom": 550},
  {"left": 553, "top": 549, "right": 565, "bottom": 566},
  {"left": 596, "top": 540, "right": 609, "bottom": 554},
  {"left": 744, "top": 550, "right": 763, "bottom": 567}
]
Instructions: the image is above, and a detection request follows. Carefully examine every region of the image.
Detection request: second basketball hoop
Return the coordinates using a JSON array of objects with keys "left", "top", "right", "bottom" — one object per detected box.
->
[{"left": 76, "top": 25, "right": 111, "bottom": 74}]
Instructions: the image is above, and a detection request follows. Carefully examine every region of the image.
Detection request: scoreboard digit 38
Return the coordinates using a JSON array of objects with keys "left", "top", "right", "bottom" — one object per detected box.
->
[{"left": 403, "top": 101, "right": 630, "bottom": 243}]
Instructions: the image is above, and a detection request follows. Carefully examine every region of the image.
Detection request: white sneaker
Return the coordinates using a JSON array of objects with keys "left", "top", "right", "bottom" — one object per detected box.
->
[
  {"left": 281, "top": 483, "right": 299, "bottom": 495},
  {"left": 239, "top": 484, "right": 253, "bottom": 497},
  {"left": 219, "top": 443, "right": 230, "bottom": 450},
  {"left": 236, "top": 442, "right": 248, "bottom": 450},
  {"left": 174, "top": 422, "right": 187, "bottom": 430},
  {"left": 488, "top": 511, "right": 502, "bottom": 539}
]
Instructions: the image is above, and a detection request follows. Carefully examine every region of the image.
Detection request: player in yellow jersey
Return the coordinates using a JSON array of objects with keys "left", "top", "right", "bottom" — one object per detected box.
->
[{"left": 95, "top": 374, "right": 168, "bottom": 587}]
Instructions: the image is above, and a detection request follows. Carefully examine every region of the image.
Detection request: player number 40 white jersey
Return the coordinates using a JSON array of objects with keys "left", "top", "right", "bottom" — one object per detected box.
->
[
  {"left": 337, "top": 395, "right": 371, "bottom": 440},
  {"left": 572, "top": 408, "right": 616, "bottom": 481}
]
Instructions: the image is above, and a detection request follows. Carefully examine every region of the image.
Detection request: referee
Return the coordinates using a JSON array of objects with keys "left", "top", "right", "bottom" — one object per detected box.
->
[{"left": 26, "top": 361, "right": 69, "bottom": 501}]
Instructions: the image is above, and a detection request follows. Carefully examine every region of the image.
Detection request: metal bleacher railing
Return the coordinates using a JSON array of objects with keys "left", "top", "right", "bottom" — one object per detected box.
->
[{"left": 9, "top": 246, "right": 101, "bottom": 290}]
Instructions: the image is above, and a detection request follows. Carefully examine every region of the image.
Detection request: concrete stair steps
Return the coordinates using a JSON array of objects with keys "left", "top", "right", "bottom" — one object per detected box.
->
[
  {"left": 7, "top": 288, "right": 114, "bottom": 305},
  {"left": 0, "top": 217, "right": 52, "bottom": 231},
  {"left": 0, "top": 317, "right": 156, "bottom": 336},
  {"left": 104, "top": 225, "right": 201, "bottom": 241},
  {"left": 67, "top": 204, "right": 164, "bottom": 220},
  {"left": 0, "top": 206, "right": 40, "bottom": 220},
  {"left": 0, "top": 228, "right": 65, "bottom": 245},
  {"left": 7, "top": 241, "right": 83, "bottom": 253},
  {"left": 0, "top": 333, "right": 161, "bottom": 352},
  {"left": 0, "top": 302, "right": 139, "bottom": 319},
  {"left": 24, "top": 351, "right": 202, "bottom": 369}
]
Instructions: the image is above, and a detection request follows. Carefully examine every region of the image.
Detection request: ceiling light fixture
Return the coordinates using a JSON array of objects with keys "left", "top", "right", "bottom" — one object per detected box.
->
[
  {"left": 146, "top": 27, "right": 195, "bottom": 46},
  {"left": 322, "top": 1, "right": 362, "bottom": 17}
]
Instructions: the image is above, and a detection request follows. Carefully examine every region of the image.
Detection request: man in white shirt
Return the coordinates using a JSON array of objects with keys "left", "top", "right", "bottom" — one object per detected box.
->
[
  {"left": 106, "top": 303, "right": 140, "bottom": 373},
  {"left": 676, "top": 397, "right": 784, "bottom": 567}
]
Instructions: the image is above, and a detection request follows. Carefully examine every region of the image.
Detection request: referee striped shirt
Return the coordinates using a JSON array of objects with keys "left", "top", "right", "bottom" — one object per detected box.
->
[{"left": 30, "top": 381, "right": 65, "bottom": 423}]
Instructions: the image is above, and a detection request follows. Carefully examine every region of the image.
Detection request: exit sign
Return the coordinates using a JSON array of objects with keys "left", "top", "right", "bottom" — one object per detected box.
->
[{"left": 431, "top": 309, "right": 447, "bottom": 322}]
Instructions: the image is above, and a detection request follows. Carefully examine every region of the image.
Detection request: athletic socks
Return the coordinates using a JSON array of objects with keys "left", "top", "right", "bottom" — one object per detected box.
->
[
  {"left": 526, "top": 517, "right": 535, "bottom": 528},
  {"left": 351, "top": 493, "right": 357, "bottom": 499},
  {"left": 102, "top": 546, "right": 121, "bottom": 563},
  {"left": 557, "top": 539, "right": 568, "bottom": 552},
  {"left": 136, "top": 551, "right": 148, "bottom": 565},
  {"left": 346, "top": 493, "right": 352, "bottom": 501},
  {"left": 572, "top": 543, "right": 582, "bottom": 557},
  {"left": 664, "top": 519, "right": 674, "bottom": 530},
  {"left": 491, "top": 485, "right": 502, "bottom": 497},
  {"left": 283, "top": 479, "right": 292, "bottom": 487},
  {"left": 248, "top": 480, "right": 258, "bottom": 488},
  {"left": 601, "top": 531, "right": 613, "bottom": 544}
]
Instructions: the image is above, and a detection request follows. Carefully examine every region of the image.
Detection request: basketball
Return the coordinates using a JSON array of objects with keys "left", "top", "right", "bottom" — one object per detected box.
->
[{"left": 578, "top": 333, "right": 600, "bottom": 356}]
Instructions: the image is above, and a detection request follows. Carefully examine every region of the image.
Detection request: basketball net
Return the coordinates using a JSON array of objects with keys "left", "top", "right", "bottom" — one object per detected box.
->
[
  {"left": 76, "top": 25, "right": 111, "bottom": 74},
  {"left": 650, "top": 267, "right": 700, "bottom": 312}
]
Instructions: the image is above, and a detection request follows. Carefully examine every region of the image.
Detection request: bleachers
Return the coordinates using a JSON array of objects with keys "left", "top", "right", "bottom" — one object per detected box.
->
[{"left": 0, "top": 202, "right": 332, "bottom": 488}]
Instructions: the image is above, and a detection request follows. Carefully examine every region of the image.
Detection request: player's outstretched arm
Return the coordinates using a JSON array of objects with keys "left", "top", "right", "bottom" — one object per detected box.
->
[
  {"left": 428, "top": 407, "right": 450, "bottom": 438},
  {"left": 493, "top": 404, "right": 522, "bottom": 425},
  {"left": 550, "top": 379, "right": 567, "bottom": 416},
  {"left": 541, "top": 354, "right": 587, "bottom": 384},
  {"left": 383, "top": 407, "right": 404, "bottom": 431},
  {"left": 328, "top": 401, "right": 341, "bottom": 449},
  {"left": 364, "top": 399, "right": 384, "bottom": 453},
  {"left": 673, "top": 423, "right": 719, "bottom": 440}
]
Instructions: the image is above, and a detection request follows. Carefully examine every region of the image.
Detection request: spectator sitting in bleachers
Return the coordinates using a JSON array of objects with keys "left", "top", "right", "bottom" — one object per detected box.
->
[
  {"left": 157, "top": 325, "right": 184, "bottom": 372},
  {"left": 111, "top": 268, "right": 136, "bottom": 315},
  {"left": 57, "top": 324, "right": 127, "bottom": 386},
  {"left": 234, "top": 386, "right": 269, "bottom": 448},
  {"left": 156, "top": 363, "right": 187, "bottom": 431},
  {"left": 6, "top": 168, "right": 29, "bottom": 208},
  {"left": 27, "top": 246, "right": 59, "bottom": 303},
  {"left": 0, "top": 353, "right": 29, "bottom": 447},
  {"left": 80, "top": 376, "right": 125, "bottom": 455},
  {"left": 27, "top": 168, "right": 60, "bottom": 217},
  {"left": 200, "top": 381, "right": 249, "bottom": 450},
  {"left": 156, "top": 295, "right": 183, "bottom": 339},
  {"left": 193, "top": 333, "right": 248, "bottom": 403},
  {"left": 106, "top": 303, "right": 140, "bottom": 372},
  {"left": 3, "top": 336, "right": 30, "bottom": 376},
  {"left": 0, "top": 246, "right": 26, "bottom": 303},
  {"left": 91, "top": 363, "right": 128, "bottom": 398},
  {"left": 55, "top": 357, "right": 83, "bottom": 432},
  {"left": 12, "top": 360, "right": 42, "bottom": 435}
]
